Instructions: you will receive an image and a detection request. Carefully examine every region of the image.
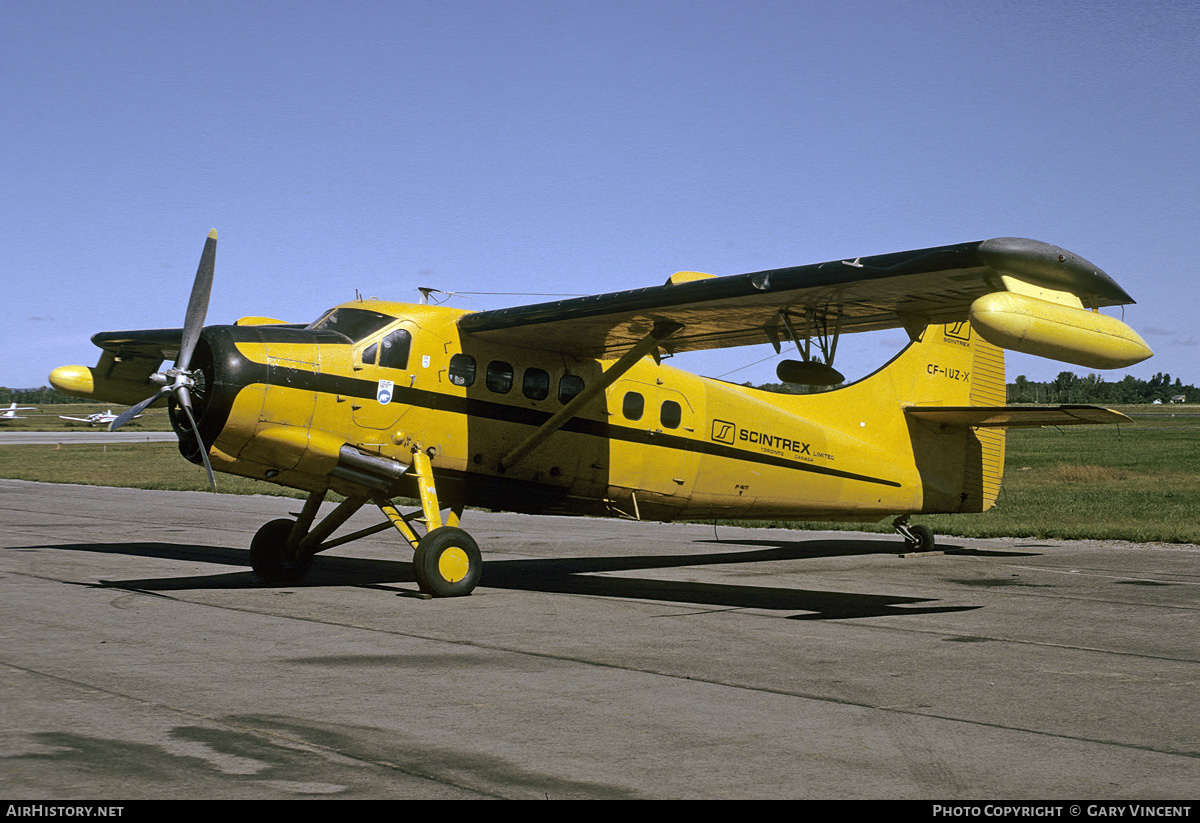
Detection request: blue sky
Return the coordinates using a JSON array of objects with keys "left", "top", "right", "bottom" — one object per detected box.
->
[{"left": 3, "top": 0, "right": 1197, "bottom": 390}]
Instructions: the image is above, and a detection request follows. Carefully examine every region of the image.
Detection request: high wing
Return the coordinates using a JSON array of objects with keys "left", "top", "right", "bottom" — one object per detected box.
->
[
  {"left": 457, "top": 238, "right": 1137, "bottom": 359},
  {"left": 49, "top": 329, "right": 185, "bottom": 408},
  {"left": 89, "top": 328, "right": 183, "bottom": 371}
]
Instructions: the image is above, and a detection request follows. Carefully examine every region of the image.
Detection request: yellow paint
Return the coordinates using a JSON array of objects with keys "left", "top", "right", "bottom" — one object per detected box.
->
[
  {"left": 437, "top": 546, "right": 471, "bottom": 582},
  {"left": 378, "top": 500, "right": 422, "bottom": 549},
  {"left": 49, "top": 365, "right": 93, "bottom": 396},
  {"left": 239, "top": 425, "right": 343, "bottom": 474},
  {"left": 235, "top": 316, "right": 291, "bottom": 326},
  {"left": 970, "top": 292, "right": 1152, "bottom": 369},
  {"left": 49, "top": 364, "right": 167, "bottom": 407},
  {"left": 666, "top": 271, "right": 716, "bottom": 285},
  {"left": 53, "top": 258, "right": 1149, "bottom": 569},
  {"left": 998, "top": 275, "right": 1085, "bottom": 308},
  {"left": 411, "top": 449, "right": 443, "bottom": 531},
  {"left": 55, "top": 298, "right": 1126, "bottom": 524},
  {"left": 48, "top": 232, "right": 1155, "bottom": 596}
]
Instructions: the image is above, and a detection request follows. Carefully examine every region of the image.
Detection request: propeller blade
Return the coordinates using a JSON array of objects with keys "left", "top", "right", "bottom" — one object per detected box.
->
[
  {"left": 108, "top": 387, "right": 169, "bottom": 432},
  {"left": 177, "top": 386, "right": 217, "bottom": 492},
  {"left": 177, "top": 229, "right": 217, "bottom": 371}
]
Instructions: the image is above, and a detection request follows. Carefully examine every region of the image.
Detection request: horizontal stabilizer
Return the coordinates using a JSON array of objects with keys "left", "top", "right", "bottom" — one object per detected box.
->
[{"left": 905, "top": 405, "right": 1128, "bottom": 429}]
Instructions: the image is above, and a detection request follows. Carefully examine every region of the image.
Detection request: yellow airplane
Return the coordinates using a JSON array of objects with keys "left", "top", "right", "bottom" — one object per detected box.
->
[{"left": 49, "top": 230, "right": 1151, "bottom": 596}]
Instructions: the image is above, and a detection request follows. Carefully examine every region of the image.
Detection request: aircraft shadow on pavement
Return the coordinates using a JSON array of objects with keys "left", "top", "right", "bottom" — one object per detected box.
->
[
  {"left": 699, "top": 536, "right": 1042, "bottom": 559},
  {"left": 17, "top": 537, "right": 991, "bottom": 620}
]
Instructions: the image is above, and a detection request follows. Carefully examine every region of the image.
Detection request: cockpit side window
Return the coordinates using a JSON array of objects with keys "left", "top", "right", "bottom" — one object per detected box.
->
[
  {"left": 308, "top": 307, "right": 395, "bottom": 342},
  {"left": 378, "top": 328, "right": 412, "bottom": 370}
]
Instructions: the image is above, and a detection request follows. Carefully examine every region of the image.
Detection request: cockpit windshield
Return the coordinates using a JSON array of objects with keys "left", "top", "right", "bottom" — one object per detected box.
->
[{"left": 307, "top": 307, "right": 396, "bottom": 342}]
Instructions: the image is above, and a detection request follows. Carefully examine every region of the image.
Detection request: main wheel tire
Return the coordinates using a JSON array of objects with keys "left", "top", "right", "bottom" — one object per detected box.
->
[
  {"left": 250, "top": 519, "right": 314, "bottom": 583},
  {"left": 413, "top": 526, "right": 482, "bottom": 597},
  {"left": 905, "top": 523, "right": 936, "bottom": 552}
]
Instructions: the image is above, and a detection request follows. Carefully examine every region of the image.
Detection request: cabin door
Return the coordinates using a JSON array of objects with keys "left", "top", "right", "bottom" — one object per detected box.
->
[{"left": 606, "top": 381, "right": 696, "bottom": 499}]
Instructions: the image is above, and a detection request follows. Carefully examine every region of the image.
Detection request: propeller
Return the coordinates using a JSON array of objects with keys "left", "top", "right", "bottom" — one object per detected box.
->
[{"left": 110, "top": 229, "right": 218, "bottom": 491}]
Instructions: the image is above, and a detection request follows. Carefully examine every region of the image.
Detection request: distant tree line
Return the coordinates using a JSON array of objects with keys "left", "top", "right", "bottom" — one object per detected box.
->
[
  {"left": 1007, "top": 372, "right": 1192, "bottom": 405},
  {"left": 750, "top": 371, "right": 1192, "bottom": 404},
  {"left": 0, "top": 386, "right": 78, "bottom": 404}
]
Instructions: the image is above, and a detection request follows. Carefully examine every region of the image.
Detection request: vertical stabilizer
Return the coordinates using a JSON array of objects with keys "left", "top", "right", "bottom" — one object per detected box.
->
[{"left": 900, "top": 322, "right": 1007, "bottom": 513}]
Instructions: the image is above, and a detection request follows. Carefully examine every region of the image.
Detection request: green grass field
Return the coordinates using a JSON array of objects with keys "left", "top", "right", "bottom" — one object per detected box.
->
[
  {"left": 0, "top": 441, "right": 304, "bottom": 498},
  {"left": 764, "top": 413, "right": 1200, "bottom": 543},
  {"left": 721, "top": 408, "right": 1200, "bottom": 543},
  {"left": 0, "top": 404, "right": 173, "bottom": 431},
  {"left": 2, "top": 404, "right": 1197, "bottom": 543}
]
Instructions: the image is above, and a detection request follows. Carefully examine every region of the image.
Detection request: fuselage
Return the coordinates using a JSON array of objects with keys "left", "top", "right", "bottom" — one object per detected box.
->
[{"left": 177, "top": 299, "right": 991, "bottom": 524}]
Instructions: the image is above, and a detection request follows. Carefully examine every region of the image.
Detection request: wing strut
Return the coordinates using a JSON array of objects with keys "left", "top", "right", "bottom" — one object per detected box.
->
[
  {"left": 499, "top": 321, "right": 683, "bottom": 471},
  {"left": 778, "top": 307, "right": 842, "bottom": 369}
]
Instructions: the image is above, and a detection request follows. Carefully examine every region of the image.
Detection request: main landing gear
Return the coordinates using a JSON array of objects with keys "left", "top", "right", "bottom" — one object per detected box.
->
[
  {"left": 250, "top": 519, "right": 314, "bottom": 582},
  {"left": 893, "top": 515, "right": 936, "bottom": 552},
  {"left": 249, "top": 448, "right": 482, "bottom": 597}
]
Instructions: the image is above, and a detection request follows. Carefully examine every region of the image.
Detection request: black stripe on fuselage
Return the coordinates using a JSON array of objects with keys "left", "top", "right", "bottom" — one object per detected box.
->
[{"left": 234, "top": 349, "right": 900, "bottom": 488}]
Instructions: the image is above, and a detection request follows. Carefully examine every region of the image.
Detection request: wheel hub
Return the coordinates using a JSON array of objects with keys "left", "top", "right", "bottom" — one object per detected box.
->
[{"left": 438, "top": 546, "right": 471, "bottom": 583}]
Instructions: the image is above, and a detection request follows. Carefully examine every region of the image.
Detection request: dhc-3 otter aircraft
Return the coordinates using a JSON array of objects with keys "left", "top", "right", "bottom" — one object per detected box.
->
[{"left": 50, "top": 231, "right": 1151, "bottom": 596}]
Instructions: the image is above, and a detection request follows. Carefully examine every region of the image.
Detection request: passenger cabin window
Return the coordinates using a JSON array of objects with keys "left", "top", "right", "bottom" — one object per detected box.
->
[
  {"left": 449, "top": 354, "right": 476, "bottom": 387},
  {"left": 622, "top": 391, "right": 644, "bottom": 421},
  {"left": 523, "top": 368, "right": 549, "bottom": 400},
  {"left": 378, "top": 328, "right": 412, "bottom": 370},
  {"left": 486, "top": 361, "right": 514, "bottom": 394},
  {"left": 660, "top": 400, "right": 682, "bottom": 429},
  {"left": 559, "top": 374, "right": 585, "bottom": 404}
]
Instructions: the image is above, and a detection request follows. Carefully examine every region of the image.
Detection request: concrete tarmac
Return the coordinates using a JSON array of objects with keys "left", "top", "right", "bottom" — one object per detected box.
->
[{"left": 1, "top": 479, "right": 1197, "bottom": 799}]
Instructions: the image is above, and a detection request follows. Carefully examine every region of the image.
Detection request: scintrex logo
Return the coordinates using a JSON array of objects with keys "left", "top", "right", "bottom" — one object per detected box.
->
[
  {"left": 711, "top": 419, "right": 736, "bottom": 444},
  {"left": 944, "top": 322, "right": 971, "bottom": 342}
]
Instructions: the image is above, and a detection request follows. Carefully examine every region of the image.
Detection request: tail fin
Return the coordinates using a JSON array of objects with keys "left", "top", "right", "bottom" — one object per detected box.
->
[
  {"left": 789, "top": 320, "right": 1124, "bottom": 515},
  {"left": 892, "top": 322, "right": 1008, "bottom": 513}
]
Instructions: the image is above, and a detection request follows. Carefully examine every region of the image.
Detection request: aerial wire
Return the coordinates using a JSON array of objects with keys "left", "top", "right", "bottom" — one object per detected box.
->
[{"left": 715, "top": 350, "right": 781, "bottom": 379}]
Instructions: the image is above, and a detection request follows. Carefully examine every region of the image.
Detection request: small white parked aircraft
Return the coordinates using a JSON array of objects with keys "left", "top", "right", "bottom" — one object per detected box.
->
[
  {"left": 59, "top": 410, "right": 140, "bottom": 426},
  {"left": 0, "top": 402, "right": 37, "bottom": 421}
]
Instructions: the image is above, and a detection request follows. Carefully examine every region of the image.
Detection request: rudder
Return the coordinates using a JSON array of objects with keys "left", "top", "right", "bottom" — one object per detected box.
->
[{"left": 902, "top": 322, "right": 1007, "bottom": 513}]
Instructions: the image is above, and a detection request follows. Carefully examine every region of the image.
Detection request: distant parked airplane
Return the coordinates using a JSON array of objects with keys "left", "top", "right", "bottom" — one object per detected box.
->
[
  {"left": 0, "top": 402, "right": 37, "bottom": 421},
  {"left": 59, "top": 410, "right": 140, "bottom": 426}
]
